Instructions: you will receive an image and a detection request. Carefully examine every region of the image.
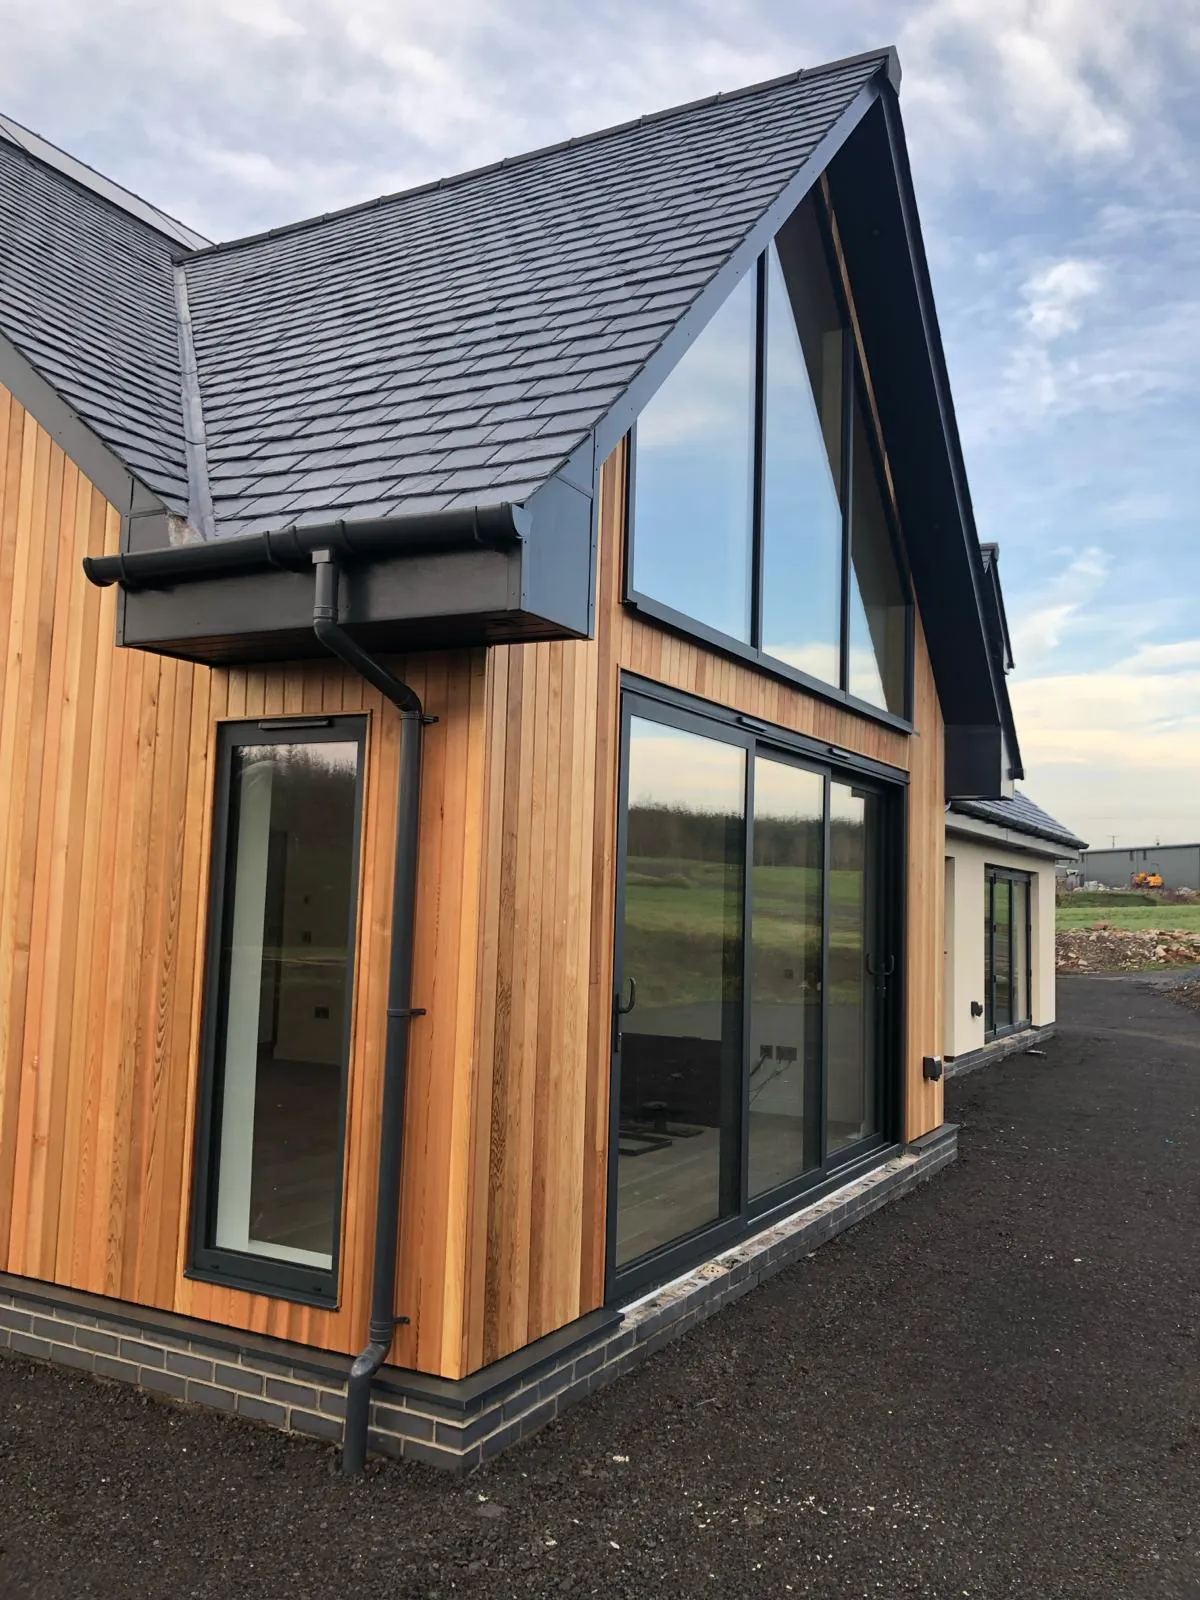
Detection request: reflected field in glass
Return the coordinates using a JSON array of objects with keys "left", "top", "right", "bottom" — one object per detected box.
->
[{"left": 616, "top": 719, "right": 745, "bottom": 1266}]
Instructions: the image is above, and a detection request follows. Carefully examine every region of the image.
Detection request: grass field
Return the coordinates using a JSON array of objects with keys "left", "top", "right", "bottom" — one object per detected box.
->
[{"left": 1057, "top": 897, "right": 1200, "bottom": 933}]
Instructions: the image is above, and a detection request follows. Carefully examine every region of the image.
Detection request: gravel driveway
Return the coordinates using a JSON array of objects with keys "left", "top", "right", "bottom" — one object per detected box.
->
[{"left": 3, "top": 974, "right": 1198, "bottom": 1599}]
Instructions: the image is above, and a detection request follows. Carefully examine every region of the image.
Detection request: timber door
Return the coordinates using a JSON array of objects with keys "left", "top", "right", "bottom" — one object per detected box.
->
[{"left": 607, "top": 686, "right": 902, "bottom": 1296}]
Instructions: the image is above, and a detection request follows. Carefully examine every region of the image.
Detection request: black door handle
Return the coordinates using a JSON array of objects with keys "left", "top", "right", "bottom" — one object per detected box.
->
[{"left": 612, "top": 976, "right": 637, "bottom": 1053}]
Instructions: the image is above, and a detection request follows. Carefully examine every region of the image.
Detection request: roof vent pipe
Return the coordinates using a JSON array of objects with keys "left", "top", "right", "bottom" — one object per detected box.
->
[{"left": 309, "top": 549, "right": 434, "bottom": 1475}]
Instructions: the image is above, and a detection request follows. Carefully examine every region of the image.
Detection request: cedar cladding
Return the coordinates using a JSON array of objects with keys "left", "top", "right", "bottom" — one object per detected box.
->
[{"left": 0, "top": 389, "right": 943, "bottom": 1378}]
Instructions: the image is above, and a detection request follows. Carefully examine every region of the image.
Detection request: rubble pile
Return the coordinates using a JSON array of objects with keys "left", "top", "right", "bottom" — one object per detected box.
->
[{"left": 1056, "top": 924, "right": 1200, "bottom": 973}]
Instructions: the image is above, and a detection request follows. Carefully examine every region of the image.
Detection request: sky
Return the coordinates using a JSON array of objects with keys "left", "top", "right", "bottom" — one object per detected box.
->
[{"left": 3, "top": 0, "right": 1199, "bottom": 849}]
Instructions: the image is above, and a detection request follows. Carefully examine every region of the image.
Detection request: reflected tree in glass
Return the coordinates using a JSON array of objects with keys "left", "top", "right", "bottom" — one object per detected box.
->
[
  {"left": 616, "top": 719, "right": 745, "bottom": 1266},
  {"left": 748, "top": 757, "right": 824, "bottom": 1196},
  {"left": 212, "top": 739, "right": 360, "bottom": 1270}
]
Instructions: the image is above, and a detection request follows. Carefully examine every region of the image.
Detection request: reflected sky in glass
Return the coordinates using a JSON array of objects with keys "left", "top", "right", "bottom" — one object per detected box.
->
[
  {"left": 632, "top": 269, "right": 755, "bottom": 642},
  {"left": 760, "top": 224, "right": 843, "bottom": 689}
]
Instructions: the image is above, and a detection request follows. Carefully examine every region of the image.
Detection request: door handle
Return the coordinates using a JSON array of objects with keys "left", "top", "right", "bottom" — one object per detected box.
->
[
  {"left": 866, "top": 955, "right": 894, "bottom": 978},
  {"left": 612, "top": 976, "right": 637, "bottom": 1053}
]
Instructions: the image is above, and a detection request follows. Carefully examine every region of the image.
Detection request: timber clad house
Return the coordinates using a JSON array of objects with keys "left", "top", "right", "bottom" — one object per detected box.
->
[{"left": 0, "top": 48, "right": 1081, "bottom": 1471}]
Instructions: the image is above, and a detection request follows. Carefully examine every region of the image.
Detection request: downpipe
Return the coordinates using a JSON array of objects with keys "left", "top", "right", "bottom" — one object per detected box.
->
[{"left": 309, "top": 551, "right": 432, "bottom": 1476}]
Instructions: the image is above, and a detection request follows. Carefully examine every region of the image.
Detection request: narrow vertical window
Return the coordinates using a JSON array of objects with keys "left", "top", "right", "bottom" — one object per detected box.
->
[
  {"left": 760, "top": 199, "right": 844, "bottom": 685},
  {"left": 631, "top": 268, "right": 757, "bottom": 643},
  {"left": 848, "top": 394, "right": 907, "bottom": 715},
  {"left": 194, "top": 720, "right": 365, "bottom": 1299}
]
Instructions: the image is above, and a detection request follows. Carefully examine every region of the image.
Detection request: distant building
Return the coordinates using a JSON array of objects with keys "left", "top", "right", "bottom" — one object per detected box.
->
[{"left": 1081, "top": 845, "right": 1200, "bottom": 891}]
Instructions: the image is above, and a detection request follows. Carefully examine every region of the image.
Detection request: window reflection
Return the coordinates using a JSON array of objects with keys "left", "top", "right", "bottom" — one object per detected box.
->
[
  {"left": 212, "top": 738, "right": 360, "bottom": 1271},
  {"left": 616, "top": 720, "right": 745, "bottom": 1266},
  {"left": 628, "top": 191, "right": 914, "bottom": 720},
  {"left": 848, "top": 395, "right": 907, "bottom": 714},
  {"left": 826, "top": 782, "right": 881, "bottom": 1154},
  {"left": 761, "top": 199, "right": 844, "bottom": 686},
  {"left": 749, "top": 758, "right": 824, "bottom": 1196},
  {"left": 631, "top": 269, "right": 756, "bottom": 642}
]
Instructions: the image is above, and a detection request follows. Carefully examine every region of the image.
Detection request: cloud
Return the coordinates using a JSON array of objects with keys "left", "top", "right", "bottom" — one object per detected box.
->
[
  {"left": 1011, "top": 641, "right": 1200, "bottom": 846},
  {"left": 3, "top": 0, "right": 1200, "bottom": 850},
  {"left": 1020, "top": 260, "right": 1104, "bottom": 340},
  {"left": 1009, "top": 546, "right": 1109, "bottom": 670}
]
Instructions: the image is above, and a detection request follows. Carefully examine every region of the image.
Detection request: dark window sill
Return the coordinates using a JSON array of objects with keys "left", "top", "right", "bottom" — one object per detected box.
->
[
  {"left": 185, "top": 1254, "right": 340, "bottom": 1311},
  {"left": 624, "top": 590, "right": 914, "bottom": 735}
]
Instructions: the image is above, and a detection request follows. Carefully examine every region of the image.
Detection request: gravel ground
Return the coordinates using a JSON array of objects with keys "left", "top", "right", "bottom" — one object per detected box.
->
[{"left": 3, "top": 974, "right": 1199, "bottom": 1600}]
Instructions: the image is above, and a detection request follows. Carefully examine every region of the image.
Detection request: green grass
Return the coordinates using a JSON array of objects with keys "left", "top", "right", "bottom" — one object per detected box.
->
[{"left": 1056, "top": 901, "right": 1200, "bottom": 933}]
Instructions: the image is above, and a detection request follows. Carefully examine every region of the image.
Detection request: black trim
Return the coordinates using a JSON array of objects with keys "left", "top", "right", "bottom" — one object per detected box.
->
[
  {"left": 606, "top": 680, "right": 905, "bottom": 1301},
  {"left": 622, "top": 671, "right": 909, "bottom": 785},
  {"left": 189, "top": 715, "right": 368, "bottom": 1307}
]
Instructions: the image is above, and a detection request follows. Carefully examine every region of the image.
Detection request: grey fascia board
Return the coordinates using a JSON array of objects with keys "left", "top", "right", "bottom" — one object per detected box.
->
[
  {"left": 593, "top": 74, "right": 883, "bottom": 465},
  {"left": 0, "top": 328, "right": 165, "bottom": 519},
  {"left": 944, "top": 808, "right": 1075, "bottom": 862}
]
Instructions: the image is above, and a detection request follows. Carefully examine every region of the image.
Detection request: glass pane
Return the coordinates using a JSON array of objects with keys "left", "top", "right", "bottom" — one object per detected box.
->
[
  {"left": 827, "top": 782, "right": 881, "bottom": 1154},
  {"left": 848, "top": 395, "right": 907, "bottom": 714},
  {"left": 749, "top": 757, "right": 824, "bottom": 1197},
  {"left": 1012, "top": 877, "right": 1029, "bottom": 1023},
  {"left": 616, "top": 718, "right": 745, "bottom": 1267},
  {"left": 212, "top": 739, "right": 360, "bottom": 1270},
  {"left": 631, "top": 270, "right": 756, "bottom": 642},
  {"left": 992, "top": 877, "right": 1013, "bottom": 1030},
  {"left": 761, "top": 201, "right": 845, "bottom": 687}
]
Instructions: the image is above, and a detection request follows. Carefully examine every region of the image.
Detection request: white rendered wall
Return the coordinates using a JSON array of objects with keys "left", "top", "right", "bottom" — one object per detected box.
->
[{"left": 943, "top": 831, "right": 1058, "bottom": 1059}]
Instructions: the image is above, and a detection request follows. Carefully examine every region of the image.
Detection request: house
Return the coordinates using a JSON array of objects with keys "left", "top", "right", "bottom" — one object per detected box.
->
[
  {"left": 1080, "top": 844, "right": 1200, "bottom": 892},
  {"left": 2, "top": 47, "right": 1034, "bottom": 1472},
  {"left": 942, "top": 543, "right": 1088, "bottom": 1072}
]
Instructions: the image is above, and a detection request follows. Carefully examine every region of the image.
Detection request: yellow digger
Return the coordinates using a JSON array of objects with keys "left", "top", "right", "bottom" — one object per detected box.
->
[{"left": 1131, "top": 870, "right": 1164, "bottom": 889}]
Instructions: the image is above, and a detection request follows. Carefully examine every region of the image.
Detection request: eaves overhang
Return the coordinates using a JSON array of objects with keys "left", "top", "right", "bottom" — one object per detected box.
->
[
  {"left": 945, "top": 808, "right": 1082, "bottom": 862},
  {"left": 80, "top": 449, "right": 597, "bottom": 666}
]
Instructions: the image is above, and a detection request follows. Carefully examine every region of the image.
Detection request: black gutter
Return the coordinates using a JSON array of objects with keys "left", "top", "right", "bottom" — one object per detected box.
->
[
  {"left": 81, "top": 503, "right": 526, "bottom": 590},
  {"left": 305, "top": 550, "right": 432, "bottom": 1477}
]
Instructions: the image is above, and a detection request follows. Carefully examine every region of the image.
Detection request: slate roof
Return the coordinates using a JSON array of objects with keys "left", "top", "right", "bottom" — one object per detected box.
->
[
  {"left": 949, "top": 793, "right": 1088, "bottom": 852},
  {"left": 0, "top": 125, "right": 192, "bottom": 511},
  {"left": 0, "top": 48, "right": 893, "bottom": 537}
]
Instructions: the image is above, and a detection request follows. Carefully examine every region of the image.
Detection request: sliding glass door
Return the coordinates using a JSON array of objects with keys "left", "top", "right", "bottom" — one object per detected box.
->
[
  {"left": 615, "top": 718, "right": 745, "bottom": 1268},
  {"left": 611, "top": 689, "right": 899, "bottom": 1289}
]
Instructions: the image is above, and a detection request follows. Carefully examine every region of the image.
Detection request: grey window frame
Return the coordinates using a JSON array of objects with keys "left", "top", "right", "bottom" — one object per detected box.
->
[
  {"left": 187, "top": 714, "right": 367, "bottom": 1308},
  {"left": 606, "top": 675, "right": 907, "bottom": 1301},
  {"left": 624, "top": 193, "right": 915, "bottom": 733},
  {"left": 984, "top": 864, "right": 1033, "bottom": 1041}
]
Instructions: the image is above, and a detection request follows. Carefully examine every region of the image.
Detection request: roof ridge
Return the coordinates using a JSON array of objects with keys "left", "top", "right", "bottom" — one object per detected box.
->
[
  {"left": 0, "top": 111, "right": 210, "bottom": 251},
  {"left": 184, "top": 46, "right": 898, "bottom": 263}
]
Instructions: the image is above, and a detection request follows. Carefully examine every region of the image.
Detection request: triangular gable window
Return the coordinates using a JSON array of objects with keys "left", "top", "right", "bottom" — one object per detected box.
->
[{"left": 627, "top": 189, "right": 912, "bottom": 722}]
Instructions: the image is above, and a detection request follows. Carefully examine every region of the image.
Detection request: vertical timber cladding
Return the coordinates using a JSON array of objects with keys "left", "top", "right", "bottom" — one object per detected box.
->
[
  {"left": 0, "top": 382, "right": 495, "bottom": 1375},
  {"left": 467, "top": 436, "right": 947, "bottom": 1368}
]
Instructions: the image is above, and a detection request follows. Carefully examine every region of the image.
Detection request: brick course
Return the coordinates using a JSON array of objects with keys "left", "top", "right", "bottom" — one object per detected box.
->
[{"left": 0, "top": 1128, "right": 956, "bottom": 1473}]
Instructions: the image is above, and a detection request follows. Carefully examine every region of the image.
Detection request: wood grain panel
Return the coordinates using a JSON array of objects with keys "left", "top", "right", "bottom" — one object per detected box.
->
[
  {"left": 1, "top": 378, "right": 948, "bottom": 1383},
  {"left": 904, "top": 613, "right": 945, "bottom": 1139},
  {"left": 0, "top": 383, "right": 491, "bottom": 1372}
]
